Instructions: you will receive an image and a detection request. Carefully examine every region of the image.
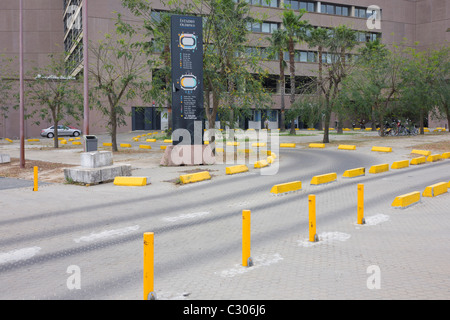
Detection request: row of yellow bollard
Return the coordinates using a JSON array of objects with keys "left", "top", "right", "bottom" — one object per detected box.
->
[{"left": 143, "top": 184, "right": 366, "bottom": 300}]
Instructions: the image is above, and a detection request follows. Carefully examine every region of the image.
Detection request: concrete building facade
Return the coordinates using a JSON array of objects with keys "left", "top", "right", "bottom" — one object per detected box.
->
[{"left": 0, "top": 0, "right": 449, "bottom": 139}]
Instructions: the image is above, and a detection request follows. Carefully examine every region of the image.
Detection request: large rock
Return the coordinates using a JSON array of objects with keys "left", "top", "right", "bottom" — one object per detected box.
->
[{"left": 0, "top": 154, "right": 11, "bottom": 164}]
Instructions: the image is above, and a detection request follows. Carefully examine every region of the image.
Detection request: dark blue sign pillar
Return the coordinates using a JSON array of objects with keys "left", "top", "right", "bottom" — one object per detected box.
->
[{"left": 171, "top": 15, "right": 204, "bottom": 145}]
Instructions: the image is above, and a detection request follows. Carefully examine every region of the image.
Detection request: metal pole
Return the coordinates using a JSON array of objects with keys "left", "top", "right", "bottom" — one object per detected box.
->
[
  {"left": 82, "top": 0, "right": 89, "bottom": 136},
  {"left": 19, "top": 0, "right": 25, "bottom": 168}
]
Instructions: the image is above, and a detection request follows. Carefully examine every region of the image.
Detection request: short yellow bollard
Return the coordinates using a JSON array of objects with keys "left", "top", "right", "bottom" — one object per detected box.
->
[
  {"left": 143, "top": 232, "right": 156, "bottom": 300},
  {"left": 33, "top": 166, "right": 38, "bottom": 192},
  {"left": 357, "top": 184, "right": 365, "bottom": 225},
  {"left": 242, "top": 210, "right": 253, "bottom": 267},
  {"left": 309, "top": 195, "right": 318, "bottom": 242}
]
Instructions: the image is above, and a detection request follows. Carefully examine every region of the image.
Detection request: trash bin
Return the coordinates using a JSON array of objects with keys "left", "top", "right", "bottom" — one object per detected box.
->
[{"left": 84, "top": 135, "right": 98, "bottom": 152}]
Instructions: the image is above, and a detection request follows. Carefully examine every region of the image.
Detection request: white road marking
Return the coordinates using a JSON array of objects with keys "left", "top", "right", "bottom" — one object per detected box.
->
[
  {"left": 364, "top": 214, "right": 390, "bottom": 226},
  {"left": 298, "top": 232, "right": 351, "bottom": 247},
  {"left": 216, "top": 253, "right": 283, "bottom": 278},
  {"left": 0, "top": 247, "right": 41, "bottom": 265},
  {"left": 162, "top": 212, "right": 211, "bottom": 222},
  {"left": 74, "top": 225, "right": 140, "bottom": 243}
]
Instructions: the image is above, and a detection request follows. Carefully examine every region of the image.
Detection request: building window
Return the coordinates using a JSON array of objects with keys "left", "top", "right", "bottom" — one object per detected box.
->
[
  {"left": 247, "top": 0, "right": 279, "bottom": 8},
  {"left": 321, "top": 3, "right": 350, "bottom": 16},
  {"left": 247, "top": 22, "right": 279, "bottom": 33},
  {"left": 354, "top": 7, "right": 381, "bottom": 19},
  {"left": 285, "top": 1, "right": 315, "bottom": 12}
]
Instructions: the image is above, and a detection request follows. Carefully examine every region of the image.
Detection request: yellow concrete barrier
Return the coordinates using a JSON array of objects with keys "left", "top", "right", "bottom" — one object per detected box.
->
[
  {"left": 216, "top": 147, "right": 224, "bottom": 153},
  {"left": 27, "top": 139, "right": 40, "bottom": 142},
  {"left": 311, "top": 173, "right": 337, "bottom": 185},
  {"left": 180, "top": 171, "right": 211, "bottom": 184},
  {"left": 60, "top": 140, "right": 67, "bottom": 145},
  {"left": 160, "top": 146, "right": 167, "bottom": 150},
  {"left": 237, "top": 149, "right": 252, "bottom": 153},
  {"left": 427, "top": 154, "right": 442, "bottom": 162},
  {"left": 343, "top": 167, "right": 365, "bottom": 178},
  {"left": 103, "top": 142, "right": 112, "bottom": 147},
  {"left": 120, "top": 143, "right": 132, "bottom": 148},
  {"left": 270, "top": 181, "right": 302, "bottom": 195},
  {"left": 75, "top": 137, "right": 81, "bottom": 140},
  {"left": 392, "top": 191, "right": 421, "bottom": 208},
  {"left": 369, "top": 164, "right": 389, "bottom": 174},
  {"left": 139, "top": 145, "right": 152, "bottom": 150},
  {"left": 309, "top": 143, "right": 325, "bottom": 148},
  {"left": 226, "top": 141, "right": 240, "bottom": 146},
  {"left": 5, "top": 138, "right": 13, "bottom": 143},
  {"left": 423, "top": 182, "right": 448, "bottom": 197},
  {"left": 146, "top": 139, "right": 156, "bottom": 142},
  {"left": 391, "top": 160, "right": 409, "bottom": 169},
  {"left": 132, "top": 137, "right": 139, "bottom": 142},
  {"left": 410, "top": 156, "right": 426, "bottom": 165},
  {"left": 267, "top": 156, "right": 275, "bottom": 164},
  {"left": 68, "top": 138, "right": 74, "bottom": 141},
  {"left": 252, "top": 142, "right": 266, "bottom": 147},
  {"left": 72, "top": 141, "right": 82, "bottom": 145},
  {"left": 442, "top": 152, "right": 450, "bottom": 159},
  {"left": 338, "top": 145, "right": 356, "bottom": 150},
  {"left": 164, "top": 139, "right": 173, "bottom": 143},
  {"left": 280, "top": 143, "right": 296, "bottom": 148},
  {"left": 114, "top": 177, "right": 147, "bottom": 186},
  {"left": 372, "top": 146, "right": 392, "bottom": 153},
  {"left": 411, "top": 150, "right": 431, "bottom": 157},
  {"left": 226, "top": 165, "right": 249, "bottom": 175},
  {"left": 365, "top": 128, "right": 372, "bottom": 131},
  {"left": 254, "top": 160, "right": 268, "bottom": 168}
]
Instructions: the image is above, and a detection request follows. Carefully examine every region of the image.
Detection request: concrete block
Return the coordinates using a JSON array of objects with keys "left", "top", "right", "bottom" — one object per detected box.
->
[
  {"left": 64, "top": 164, "right": 131, "bottom": 185},
  {"left": 0, "top": 154, "right": 11, "bottom": 164},
  {"left": 81, "top": 151, "right": 113, "bottom": 168}
]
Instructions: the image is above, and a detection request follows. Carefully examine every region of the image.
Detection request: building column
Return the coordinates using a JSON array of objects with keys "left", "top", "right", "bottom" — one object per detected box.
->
[
  {"left": 317, "top": 1, "right": 321, "bottom": 13},
  {"left": 351, "top": 6, "right": 355, "bottom": 17}
]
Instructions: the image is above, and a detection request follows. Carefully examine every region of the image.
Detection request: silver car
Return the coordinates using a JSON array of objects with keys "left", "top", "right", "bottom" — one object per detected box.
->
[{"left": 41, "top": 125, "right": 82, "bottom": 138}]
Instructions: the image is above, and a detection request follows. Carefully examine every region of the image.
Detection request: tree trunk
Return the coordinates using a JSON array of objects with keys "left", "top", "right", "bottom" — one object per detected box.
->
[
  {"left": 111, "top": 103, "right": 118, "bottom": 152},
  {"left": 279, "top": 50, "right": 286, "bottom": 132},
  {"left": 419, "top": 108, "right": 424, "bottom": 135},
  {"left": 289, "top": 39, "right": 296, "bottom": 135},
  {"left": 52, "top": 109, "right": 59, "bottom": 149},
  {"left": 446, "top": 106, "right": 450, "bottom": 132},
  {"left": 323, "top": 109, "right": 331, "bottom": 143}
]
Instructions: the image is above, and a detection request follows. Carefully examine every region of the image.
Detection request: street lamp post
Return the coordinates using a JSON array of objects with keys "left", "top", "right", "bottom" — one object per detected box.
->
[
  {"left": 19, "top": 0, "right": 25, "bottom": 168},
  {"left": 83, "top": 0, "right": 89, "bottom": 136}
]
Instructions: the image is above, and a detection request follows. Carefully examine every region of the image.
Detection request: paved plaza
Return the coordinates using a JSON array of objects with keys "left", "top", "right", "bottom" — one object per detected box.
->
[{"left": 0, "top": 130, "right": 449, "bottom": 302}]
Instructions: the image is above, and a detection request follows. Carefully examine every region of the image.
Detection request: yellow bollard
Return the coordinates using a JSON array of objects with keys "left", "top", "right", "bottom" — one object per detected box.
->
[
  {"left": 242, "top": 210, "right": 253, "bottom": 267},
  {"left": 357, "top": 184, "right": 365, "bottom": 225},
  {"left": 33, "top": 166, "right": 38, "bottom": 192},
  {"left": 309, "top": 195, "right": 319, "bottom": 242},
  {"left": 143, "top": 232, "right": 156, "bottom": 300}
]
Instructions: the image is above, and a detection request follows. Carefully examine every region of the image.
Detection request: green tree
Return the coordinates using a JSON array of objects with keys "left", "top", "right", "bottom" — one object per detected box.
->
[
  {"left": 0, "top": 55, "right": 15, "bottom": 129},
  {"left": 26, "top": 53, "right": 83, "bottom": 148},
  {"left": 89, "top": 31, "right": 151, "bottom": 152},
  {"left": 282, "top": 9, "right": 310, "bottom": 135},
  {"left": 431, "top": 45, "right": 450, "bottom": 130}
]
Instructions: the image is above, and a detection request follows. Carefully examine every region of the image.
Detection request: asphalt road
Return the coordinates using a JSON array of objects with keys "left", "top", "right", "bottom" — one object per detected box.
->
[{"left": 0, "top": 148, "right": 449, "bottom": 301}]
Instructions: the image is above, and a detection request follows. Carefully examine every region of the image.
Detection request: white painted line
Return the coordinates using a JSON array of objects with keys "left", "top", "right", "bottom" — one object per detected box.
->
[
  {"left": 162, "top": 212, "right": 211, "bottom": 222},
  {"left": 216, "top": 253, "right": 283, "bottom": 278},
  {"left": 0, "top": 247, "right": 41, "bottom": 265},
  {"left": 298, "top": 232, "right": 351, "bottom": 247},
  {"left": 74, "top": 225, "right": 140, "bottom": 243},
  {"left": 364, "top": 214, "right": 390, "bottom": 226}
]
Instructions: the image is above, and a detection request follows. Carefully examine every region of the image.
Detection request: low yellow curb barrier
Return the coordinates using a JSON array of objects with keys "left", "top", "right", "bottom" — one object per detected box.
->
[
  {"left": 309, "top": 143, "right": 325, "bottom": 148},
  {"left": 427, "top": 154, "right": 442, "bottom": 162},
  {"left": 69, "top": 138, "right": 74, "bottom": 141},
  {"left": 216, "top": 147, "right": 224, "bottom": 152},
  {"left": 410, "top": 156, "right": 426, "bottom": 165},
  {"left": 392, "top": 191, "right": 421, "bottom": 208},
  {"left": 72, "top": 141, "right": 82, "bottom": 145},
  {"left": 267, "top": 156, "right": 275, "bottom": 164},
  {"left": 164, "top": 139, "right": 173, "bottom": 143},
  {"left": 139, "top": 145, "right": 152, "bottom": 150},
  {"left": 442, "top": 152, "right": 450, "bottom": 159},
  {"left": 369, "top": 164, "right": 389, "bottom": 174},
  {"left": 132, "top": 137, "right": 139, "bottom": 142},
  {"left": 237, "top": 149, "right": 252, "bottom": 153},
  {"left": 103, "top": 142, "right": 112, "bottom": 147},
  {"left": 146, "top": 139, "right": 156, "bottom": 142},
  {"left": 271, "top": 181, "right": 302, "bottom": 194},
  {"left": 27, "top": 139, "right": 40, "bottom": 142},
  {"left": 226, "top": 141, "right": 240, "bottom": 146},
  {"left": 160, "top": 146, "right": 167, "bottom": 150},
  {"left": 343, "top": 167, "right": 365, "bottom": 178},
  {"left": 372, "top": 146, "right": 392, "bottom": 153},
  {"left": 423, "top": 182, "right": 448, "bottom": 197},
  {"left": 252, "top": 142, "right": 266, "bottom": 147},
  {"left": 254, "top": 160, "right": 268, "bottom": 168},
  {"left": 391, "top": 160, "right": 409, "bottom": 169},
  {"left": 114, "top": 177, "right": 147, "bottom": 186},
  {"left": 411, "top": 149, "right": 431, "bottom": 157},
  {"left": 120, "top": 143, "right": 132, "bottom": 148},
  {"left": 75, "top": 137, "right": 81, "bottom": 140},
  {"left": 180, "top": 171, "right": 211, "bottom": 184},
  {"left": 338, "top": 145, "right": 356, "bottom": 150},
  {"left": 365, "top": 128, "right": 372, "bottom": 131},
  {"left": 280, "top": 143, "right": 296, "bottom": 148},
  {"left": 5, "top": 138, "right": 13, "bottom": 143},
  {"left": 60, "top": 140, "right": 67, "bottom": 145},
  {"left": 311, "top": 172, "right": 337, "bottom": 185},
  {"left": 226, "top": 165, "right": 249, "bottom": 175}
]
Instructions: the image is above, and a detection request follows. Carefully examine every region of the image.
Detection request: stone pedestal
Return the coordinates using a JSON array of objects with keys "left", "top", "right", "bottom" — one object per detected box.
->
[
  {"left": 64, "top": 151, "right": 131, "bottom": 185},
  {"left": 0, "top": 154, "right": 11, "bottom": 164},
  {"left": 160, "top": 145, "right": 216, "bottom": 166}
]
